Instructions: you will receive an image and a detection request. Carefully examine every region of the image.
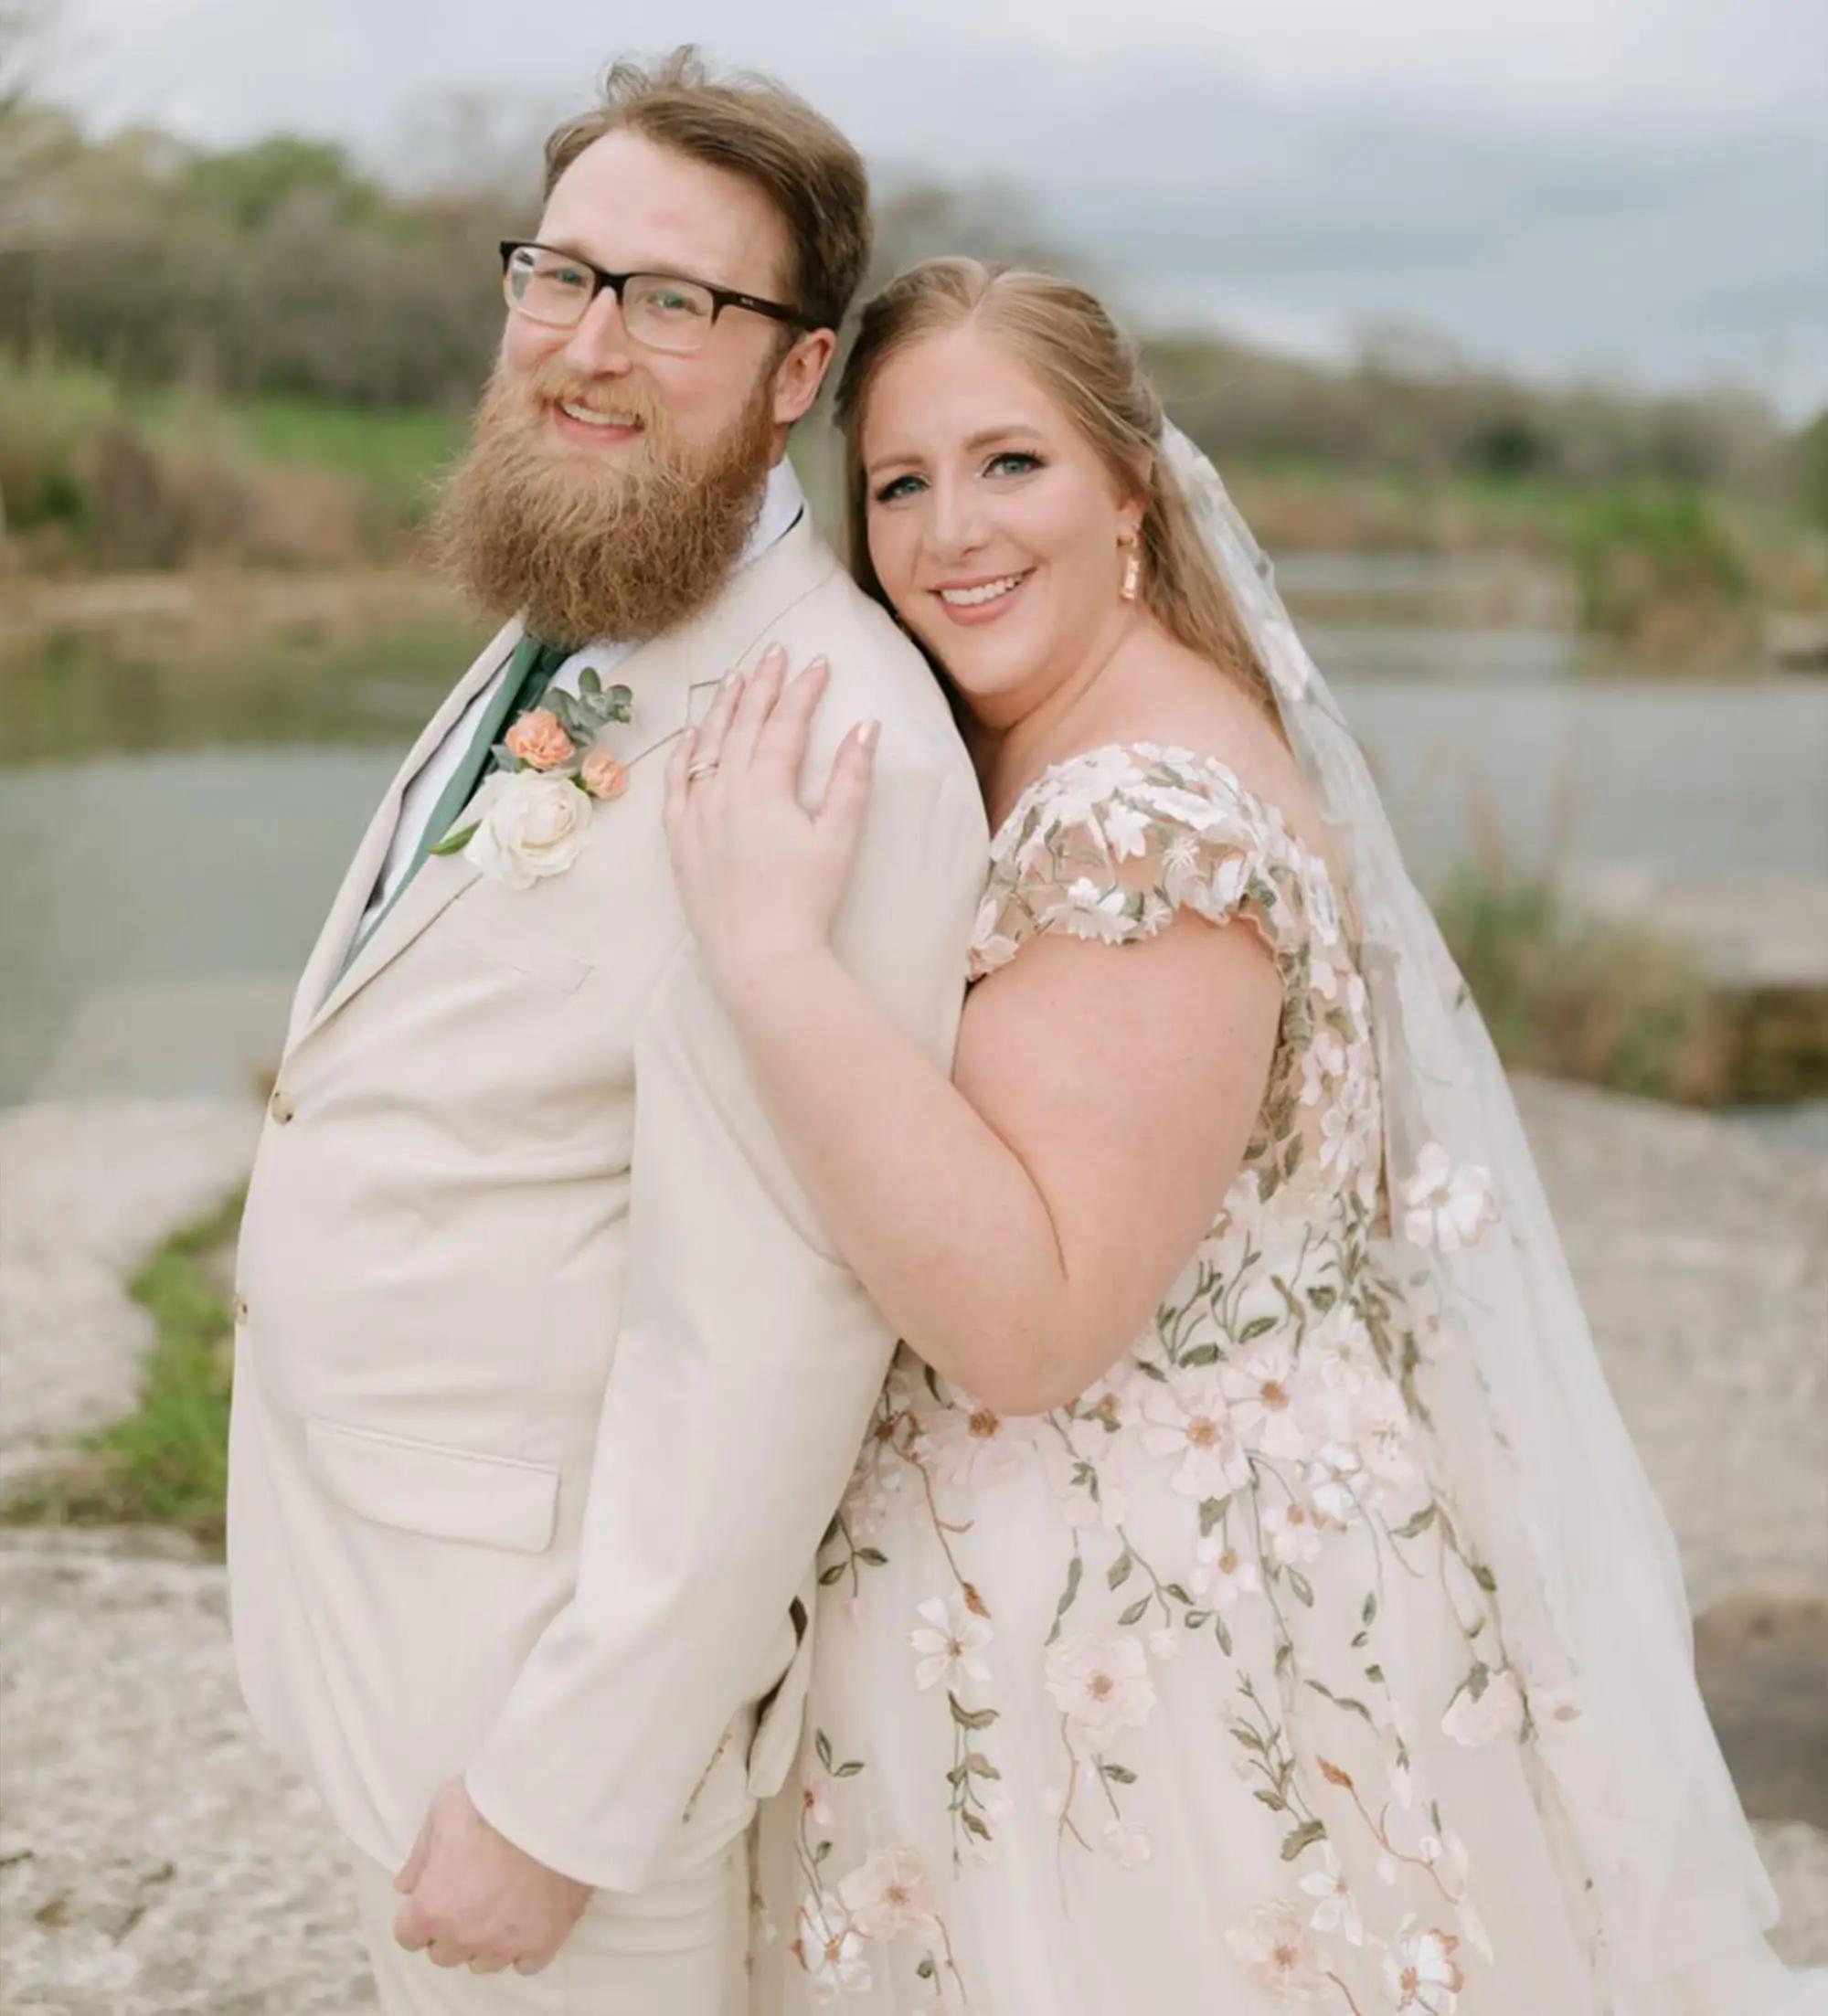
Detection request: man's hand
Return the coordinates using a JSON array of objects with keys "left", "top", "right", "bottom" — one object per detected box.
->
[{"left": 392, "top": 1777, "right": 592, "bottom": 1973}]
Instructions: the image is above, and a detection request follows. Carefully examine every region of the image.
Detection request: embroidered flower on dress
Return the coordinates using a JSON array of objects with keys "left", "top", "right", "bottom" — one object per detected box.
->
[
  {"left": 792, "top": 1900, "right": 872, "bottom": 1998},
  {"left": 1102, "top": 1819, "right": 1153, "bottom": 1868},
  {"left": 1297, "top": 1843, "right": 1365, "bottom": 1947},
  {"left": 1043, "top": 1630, "right": 1157, "bottom": 1747},
  {"left": 836, "top": 1847, "right": 940, "bottom": 1938},
  {"left": 1261, "top": 1496, "right": 1323, "bottom": 1565},
  {"left": 1402, "top": 1144, "right": 1498, "bottom": 1252},
  {"left": 909, "top": 1593, "right": 994, "bottom": 1693},
  {"left": 1384, "top": 1917, "right": 1466, "bottom": 2012},
  {"left": 1440, "top": 1665, "right": 1525, "bottom": 1747},
  {"left": 1192, "top": 1534, "right": 1261, "bottom": 1608},
  {"left": 1225, "top": 1899, "right": 1332, "bottom": 2001},
  {"left": 920, "top": 1393, "right": 1030, "bottom": 1491},
  {"left": 1220, "top": 1337, "right": 1323, "bottom": 1461},
  {"left": 1059, "top": 876, "right": 1133, "bottom": 943},
  {"left": 1140, "top": 1371, "right": 1252, "bottom": 1497}
]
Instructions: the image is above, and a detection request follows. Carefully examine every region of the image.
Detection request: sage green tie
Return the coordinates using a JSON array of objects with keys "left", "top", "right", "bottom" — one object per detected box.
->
[{"left": 338, "top": 632, "right": 571, "bottom": 981}]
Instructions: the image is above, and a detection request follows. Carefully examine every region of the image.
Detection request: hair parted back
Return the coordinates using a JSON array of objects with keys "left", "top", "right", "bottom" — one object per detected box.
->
[
  {"left": 541, "top": 47, "right": 871, "bottom": 336},
  {"left": 834, "top": 258, "right": 1273, "bottom": 718}
]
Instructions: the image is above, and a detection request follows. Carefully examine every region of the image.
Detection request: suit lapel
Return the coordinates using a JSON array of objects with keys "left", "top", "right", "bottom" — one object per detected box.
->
[
  {"left": 285, "top": 518, "right": 839, "bottom": 1057},
  {"left": 283, "top": 617, "right": 523, "bottom": 1054}
]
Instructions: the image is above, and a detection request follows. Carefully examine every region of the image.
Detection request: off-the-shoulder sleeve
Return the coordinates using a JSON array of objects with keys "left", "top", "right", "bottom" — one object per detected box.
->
[{"left": 968, "top": 745, "right": 1317, "bottom": 983}]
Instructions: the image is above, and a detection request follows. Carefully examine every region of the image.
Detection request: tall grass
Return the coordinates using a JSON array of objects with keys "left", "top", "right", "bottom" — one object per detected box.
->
[{"left": 1435, "top": 855, "right": 1731, "bottom": 1105}]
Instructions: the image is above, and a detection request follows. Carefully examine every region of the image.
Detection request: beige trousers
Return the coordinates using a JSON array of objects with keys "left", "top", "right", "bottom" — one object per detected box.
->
[{"left": 350, "top": 1712, "right": 756, "bottom": 2016}]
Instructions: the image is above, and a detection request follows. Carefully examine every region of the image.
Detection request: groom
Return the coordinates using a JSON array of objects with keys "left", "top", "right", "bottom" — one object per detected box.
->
[{"left": 225, "top": 49, "right": 986, "bottom": 2008}]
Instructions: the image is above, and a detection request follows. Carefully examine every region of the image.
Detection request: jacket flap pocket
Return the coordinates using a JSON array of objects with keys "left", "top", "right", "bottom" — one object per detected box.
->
[
  {"left": 305, "top": 1417, "right": 559, "bottom": 1554},
  {"left": 441, "top": 911, "right": 592, "bottom": 993}
]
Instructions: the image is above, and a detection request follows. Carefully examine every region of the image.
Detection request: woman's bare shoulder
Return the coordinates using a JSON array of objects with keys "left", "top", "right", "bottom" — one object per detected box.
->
[{"left": 1087, "top": 638, "right": 1329, "bottom": 854}]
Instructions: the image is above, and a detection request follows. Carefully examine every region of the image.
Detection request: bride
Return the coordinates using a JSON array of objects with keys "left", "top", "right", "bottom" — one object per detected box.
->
[{"left": 662, "top": 258, "right": 1820, "bottom": 2015}]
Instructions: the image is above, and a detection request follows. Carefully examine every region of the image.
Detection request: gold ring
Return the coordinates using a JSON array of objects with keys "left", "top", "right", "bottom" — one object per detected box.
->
[{"left": 685, "top": 759, "right": 720, "bottom": 782}]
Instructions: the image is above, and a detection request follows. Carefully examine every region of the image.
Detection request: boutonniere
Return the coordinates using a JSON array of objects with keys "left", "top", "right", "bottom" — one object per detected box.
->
[{"left": 431, "top": 667, "right": 634, "bottom": 890}]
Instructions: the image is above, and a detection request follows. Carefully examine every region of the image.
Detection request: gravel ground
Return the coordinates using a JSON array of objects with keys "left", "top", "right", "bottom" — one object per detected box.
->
[{"left": 0, "top": 1080, "right": 1823, "bottom": 2009}]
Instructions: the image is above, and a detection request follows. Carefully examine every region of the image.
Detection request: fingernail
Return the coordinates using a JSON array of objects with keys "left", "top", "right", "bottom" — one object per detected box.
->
[
  {"left": 760, "top": 642, "right": 788, "bottom": 672},
  {"left": 806, "top": 656, "right": 831, "bottom": 677},
  {"left": 859, "top": 719, "right": 881, "bottom": 751},
  {"left": 721, "top": 668, "right": 742, "bottom": 695}
]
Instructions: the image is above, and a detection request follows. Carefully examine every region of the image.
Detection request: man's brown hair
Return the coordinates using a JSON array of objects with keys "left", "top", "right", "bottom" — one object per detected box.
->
[{"left": 542, "top": 47, "right": 872, "bottom": 335}]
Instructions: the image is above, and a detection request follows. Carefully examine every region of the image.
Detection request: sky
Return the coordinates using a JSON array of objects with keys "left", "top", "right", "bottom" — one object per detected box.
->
[{"left": 31, "top": 0, "right": 1828, "bottom": 418}]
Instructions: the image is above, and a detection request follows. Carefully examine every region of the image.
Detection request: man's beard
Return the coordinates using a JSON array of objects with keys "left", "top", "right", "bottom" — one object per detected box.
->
[{"left": 427, "top": 355, "right": 780, "bottom": 647}]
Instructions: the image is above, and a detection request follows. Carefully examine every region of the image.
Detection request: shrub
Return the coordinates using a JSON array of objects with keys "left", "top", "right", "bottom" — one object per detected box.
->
[
  {"left": 1565, "top": 488, "right": 1755, "bottom": 658},
  {"left": 1436, "top": 859, "right": 1731, "bottom": 1104}
]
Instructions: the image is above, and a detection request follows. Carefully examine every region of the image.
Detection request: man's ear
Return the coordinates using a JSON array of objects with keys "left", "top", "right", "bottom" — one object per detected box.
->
[{"left": 771, "top": 327, "right": 837, "bottom": 429}]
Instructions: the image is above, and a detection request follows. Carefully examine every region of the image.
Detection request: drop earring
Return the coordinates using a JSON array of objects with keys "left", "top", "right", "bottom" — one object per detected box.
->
[{"left": 1120, "top": 537, "right": 1142, "bottom": 602}]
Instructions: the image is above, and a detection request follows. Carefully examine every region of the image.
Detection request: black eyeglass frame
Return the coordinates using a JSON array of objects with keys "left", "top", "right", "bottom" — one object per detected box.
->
[{"left": 498, "top": 239, "right": 821, "bottom": 339}]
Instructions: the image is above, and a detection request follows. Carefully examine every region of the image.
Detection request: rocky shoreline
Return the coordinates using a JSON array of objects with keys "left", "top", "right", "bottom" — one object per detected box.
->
[{"left": 1, "top": 1079, "right": 1823, "bottom": 2008}]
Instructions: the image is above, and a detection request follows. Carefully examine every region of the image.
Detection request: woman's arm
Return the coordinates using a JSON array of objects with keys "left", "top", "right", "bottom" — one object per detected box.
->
[{"left": 665, "top": 651, "right": 1283, "bottom": 1417}]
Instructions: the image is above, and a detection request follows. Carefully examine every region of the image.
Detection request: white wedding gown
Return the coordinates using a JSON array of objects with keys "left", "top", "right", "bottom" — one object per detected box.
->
[{"left": 749, "top": 745, "right": 1815, "bottom": 2016}]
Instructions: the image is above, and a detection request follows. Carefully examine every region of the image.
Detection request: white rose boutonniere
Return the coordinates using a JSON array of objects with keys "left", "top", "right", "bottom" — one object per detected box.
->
[
  {"left": 430, "top": 664, "right": 633, "bottom": 887},
  {"left": 460, "top": 770, "right": 591, "bottom": 888}
]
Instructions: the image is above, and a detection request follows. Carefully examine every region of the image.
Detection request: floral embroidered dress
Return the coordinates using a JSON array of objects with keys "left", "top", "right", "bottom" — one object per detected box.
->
[{"left": 753, "top": 746, "right": 1601, "bottom": 2016}]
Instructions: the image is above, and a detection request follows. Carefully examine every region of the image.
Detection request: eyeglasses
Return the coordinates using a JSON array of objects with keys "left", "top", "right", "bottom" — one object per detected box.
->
[{"left": 499, "top": 240, "right": 817, "bottom": 356}]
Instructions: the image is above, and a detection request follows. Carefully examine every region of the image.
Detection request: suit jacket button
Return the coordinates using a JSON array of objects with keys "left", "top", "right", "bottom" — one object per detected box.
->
[
  {"left": 270, "top": 1087, "right": 295, "bottom": 1124},
  {"left": 232, "top": 1293, "right": 249, "bottom": 1324}
]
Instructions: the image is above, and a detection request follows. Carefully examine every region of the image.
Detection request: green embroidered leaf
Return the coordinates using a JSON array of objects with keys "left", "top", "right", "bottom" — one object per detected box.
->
[
  {"left": 1362, "top": 1591, "right": 1378, "bottom": 1626},
  {"left": 1100, "top": 1763, "right": 1138, "bottom": 1784},
  {"left": 1395, "top": 1503, "right": 1437, "bottom": 1539},
  {"left": 917, "top": 1958, "right": 937, "bottom": 1980},
  {"left": 429, "top": 822, "right": 479, "bottom": 856},
  {"left": 834, "top": 1760, "right": 865, "bottom": 1777},
  {"left": 1198, "top": 1495, "right": 1228, "bottom": 1536},
  {"left": 1163, "top": 1582, "right": 1192, "bottom": 1605},
  {"left": 1238, "top": 1315, "right": 1277, "bottom": 1342},
  {"left": 856, "top": 1548, "right": 887, "bottom": 1566},
  {"left": 1281, "top": 1819, "right": 1327, "bottom": 1862},
  {"left": 817, "top": 1563, "right": 845, "bottom": 1585},
  {"left": 814, "top": 1729, "right": 834, "bottom": 1770},
  {"left": 1215, "top": 1615, "right": 1234, "bottom": 1656},
  {"left": 1287, "top": 1568, "right": 1315, "bottom": 1607},
  {"left": 1045, "top": 1553, "right": 1084, "bottom": 1648},
  {"left": 961, "top": 1809, "right": 992, "bottom": 1840},
  {"left": 1181, "top": 1342, "right": 1221, "bottom": 1367},
  {"left": 965, "top": 1754, "right": 1001, "bottom": 1779},
  {"left": 1118, "top": 1597, "right": 1150, "bottom": 1628},
  {"left": 947, "top": 1692, "right": 998, "bottom": 1732},
  {"left": 1108, "top": 1553, "right": 1133, "bottom": 1590}
]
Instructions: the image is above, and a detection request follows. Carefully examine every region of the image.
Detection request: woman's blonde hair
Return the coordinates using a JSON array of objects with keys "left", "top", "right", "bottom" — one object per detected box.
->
[{"left": 833, "top": 258, "right": 1273, "bottom": 718}]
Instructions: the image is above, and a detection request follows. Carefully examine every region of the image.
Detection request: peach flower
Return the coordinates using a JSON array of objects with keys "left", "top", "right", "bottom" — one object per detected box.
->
[
  {"left": 505, "top": 707, "right": 576, "bottom": 770},
  {"left": 580, "top": 745, "right": 630, "bottom": 800}
]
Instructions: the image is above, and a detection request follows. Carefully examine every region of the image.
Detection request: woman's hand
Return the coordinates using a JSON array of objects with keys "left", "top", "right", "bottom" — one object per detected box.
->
[{"left": 663, "top": 642, "right": 880, "bottom": 996}]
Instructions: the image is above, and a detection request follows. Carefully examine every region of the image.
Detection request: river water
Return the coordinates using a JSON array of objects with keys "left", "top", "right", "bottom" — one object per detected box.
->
[{"left": 3, "top": 573, "right": 1823, "bottom": 1130}]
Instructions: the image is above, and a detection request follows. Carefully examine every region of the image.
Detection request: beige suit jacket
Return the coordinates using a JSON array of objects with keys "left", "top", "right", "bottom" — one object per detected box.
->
[{"left": 225, "top": 515, "right": 987, "bottom": 1890}]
